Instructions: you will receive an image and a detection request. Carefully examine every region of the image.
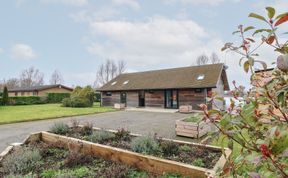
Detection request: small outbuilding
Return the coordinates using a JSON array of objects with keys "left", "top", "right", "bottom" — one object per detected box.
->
[{"left": 8, "top": 84, "right": 73, "bottom": 97}]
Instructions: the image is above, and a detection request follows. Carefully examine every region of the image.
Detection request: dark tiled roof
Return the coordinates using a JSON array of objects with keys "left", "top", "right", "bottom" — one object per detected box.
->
[
  {"left": 8, "top": 84, "right": 73, "bottom": 92},
  {"left": 99, "top": 63, "right": 229, "bottom": 91}
]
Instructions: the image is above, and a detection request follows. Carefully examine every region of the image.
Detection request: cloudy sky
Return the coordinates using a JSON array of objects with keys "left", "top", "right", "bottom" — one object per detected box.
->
[{"left": 0, "top": 0, "right": 287, "bottom": 88}]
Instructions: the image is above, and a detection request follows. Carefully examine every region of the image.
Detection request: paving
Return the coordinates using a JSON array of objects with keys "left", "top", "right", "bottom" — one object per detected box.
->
[{"left": 0, "top": 111, "right": 197, "bottom": 152}]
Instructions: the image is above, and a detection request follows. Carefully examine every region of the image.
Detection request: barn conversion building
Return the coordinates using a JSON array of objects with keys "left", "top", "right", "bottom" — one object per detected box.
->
[{"left": 98, "top": 63, "right": 229, "bottom": 110}]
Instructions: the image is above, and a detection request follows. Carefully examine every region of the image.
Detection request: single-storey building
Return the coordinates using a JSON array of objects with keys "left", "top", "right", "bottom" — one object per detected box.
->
[
  {"left": 8, "top": 84, "right": 73, "bottom": 97},
  {"left": 98, "top": 63, "right": 230, "bottom": 110}
]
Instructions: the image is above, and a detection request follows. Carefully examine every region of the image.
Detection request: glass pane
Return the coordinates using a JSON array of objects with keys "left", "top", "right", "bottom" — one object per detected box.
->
[
  {"left": 166, "top": 90, "right": 171, "bottom": 107},
  {"left": 172, "top": 90, "right": 178, "bottom": 108}
]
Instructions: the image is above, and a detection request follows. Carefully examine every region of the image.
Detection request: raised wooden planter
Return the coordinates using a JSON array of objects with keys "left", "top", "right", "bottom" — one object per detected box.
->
[
  {"left": 176, "top": 118, "right": 211, "bottom": 138},
  {"left": 179, "top": 105, "right": 193, "bottom": 113},
  {"left": 114, "top": 103, "right": 125, "bottom": 109},
  {"left": 1, "top": 129, "right": 231, "bottom": 178}
]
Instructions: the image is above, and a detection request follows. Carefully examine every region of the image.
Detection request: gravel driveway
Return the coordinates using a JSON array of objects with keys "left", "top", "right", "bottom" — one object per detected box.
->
[{"left": 0, "top": 111, "right": 196, "bottom": 152}]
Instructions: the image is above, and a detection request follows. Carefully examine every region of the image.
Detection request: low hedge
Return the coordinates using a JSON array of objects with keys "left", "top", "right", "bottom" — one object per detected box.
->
[
  {"left": 47, "top": 93, "right": 71, "bottom": 103},
  {"left": 8, "top": 96, "right": 47, "bottom": 105}
]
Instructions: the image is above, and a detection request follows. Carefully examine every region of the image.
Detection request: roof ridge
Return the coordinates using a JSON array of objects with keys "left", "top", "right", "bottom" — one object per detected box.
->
[{"left": 120, "top": 63, "right": 224, "bottom": 75}]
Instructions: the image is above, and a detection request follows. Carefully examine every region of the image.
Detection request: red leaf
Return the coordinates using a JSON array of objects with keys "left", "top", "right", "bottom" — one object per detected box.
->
[
  {"left": 275, "top": 14, "right": 288, "bottom": 26},
  {"left": 266, "top": 36, "right": 275, "bottom": 44}
]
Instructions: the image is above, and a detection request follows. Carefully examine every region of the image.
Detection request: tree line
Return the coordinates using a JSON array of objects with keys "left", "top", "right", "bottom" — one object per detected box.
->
[
  {"left": 1, "top": 52, "right": 221, "bottom": 90},
  {"left": 0, "top": 67, "right": 64, "bottom": 90}
]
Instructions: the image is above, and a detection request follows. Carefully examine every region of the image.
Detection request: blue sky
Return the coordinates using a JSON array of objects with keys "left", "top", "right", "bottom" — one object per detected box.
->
[{"left": 0, "top": 0, "right": 287, "bottom": 88}]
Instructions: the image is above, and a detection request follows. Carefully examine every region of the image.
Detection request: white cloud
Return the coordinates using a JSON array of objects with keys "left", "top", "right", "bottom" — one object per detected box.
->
[
  {"left": 41, "top": 0, "right": 88, "bottom": 6},
  {"left": 162, "top": 0, "right": 240, "bottom": 6},
  {"left": 112, "top": 0, "right": 140, "bottom": 10},
  {"left": 10, "top": 43, "right": 37, "bottom": 60},
  {"left": 87, "top": 17, "right": 218, "bottom": 68}
]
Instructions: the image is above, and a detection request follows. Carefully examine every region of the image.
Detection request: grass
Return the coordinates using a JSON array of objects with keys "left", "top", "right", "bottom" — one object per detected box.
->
[
  {"left": 0, "top": 103, "right": 115, "bottom": 125},
  {"left": 183, "top": 114, "right": 203, "bottom": 123}
]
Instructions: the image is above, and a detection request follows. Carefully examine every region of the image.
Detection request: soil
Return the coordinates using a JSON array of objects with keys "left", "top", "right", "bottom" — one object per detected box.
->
[
  {"left": 65, "top": 127, "right": 222, "bottom": 169},
  {"left": 0, "top": 141, "right": 180, "bottom": 178}
]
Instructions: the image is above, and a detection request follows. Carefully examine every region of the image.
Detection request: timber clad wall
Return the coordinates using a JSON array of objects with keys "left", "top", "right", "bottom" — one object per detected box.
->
[
  {"left": 145, "top": 91, "right": 164, "bottom": 107},
  {"left": 8, "top": 87, "right": 72, "bottom": 97},
  {"left": 102, "top": 92, "right": 121, "bottom": 107},
  {"left": 126, "top": 91, "right": 139, "bottom": 107},
  {"left": 178, "top": 89, "right": 206, "bottom": 110}
]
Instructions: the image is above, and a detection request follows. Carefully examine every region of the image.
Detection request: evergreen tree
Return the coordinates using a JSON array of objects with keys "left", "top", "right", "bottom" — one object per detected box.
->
[{"left": 2, "top": 86, "right": 8, "bottom": 105}]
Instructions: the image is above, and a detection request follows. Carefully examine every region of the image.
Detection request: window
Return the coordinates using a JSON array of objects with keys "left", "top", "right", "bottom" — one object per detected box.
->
[
  {"left": 197, "top": 74, "right": 205, "bottom": 80},
  {"left": 15, "top": 92, "right": 18, "bottom": 96},
  {"left": 123, "top": 80, "right": 129, "bottom": 85},
  {"left": 111, "top": 81, "right": 117, "bottom": 86},
  {"left": 33, "top": 91, "right": 37, "bottom": 96},
  {"left": 105, "top": 92, "right": 112, "bottom": 96},
  {"left": 21, "top": 92, "right": 25, "bottom": 96},
  {"left": 195, "top": 89, "right": 203, "bottom": 93}
]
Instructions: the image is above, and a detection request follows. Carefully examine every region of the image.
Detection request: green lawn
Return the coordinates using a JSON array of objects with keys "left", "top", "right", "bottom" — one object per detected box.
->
[{"left": 0, "top": 103, "right": 115, "bottom": 125}]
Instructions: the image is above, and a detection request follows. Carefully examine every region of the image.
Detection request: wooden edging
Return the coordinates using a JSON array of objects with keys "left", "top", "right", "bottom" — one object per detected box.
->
[
  {"left": 0, "top": 132, "right": 41, "bottom": 162},
  {"left": 41, "top": 131, "right": 211, "bottom": 178}
]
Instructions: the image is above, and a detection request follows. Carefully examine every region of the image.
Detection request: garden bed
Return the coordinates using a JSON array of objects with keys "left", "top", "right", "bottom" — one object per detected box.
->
[
  {"left": 0, "top": 134, "right": 177, "bottom": 178},
  {"left": 176, "top": 114, "right": 211, "bottom": 138},
  {"left": 45, "top": 123, "right": 231, "bottom": 177}
]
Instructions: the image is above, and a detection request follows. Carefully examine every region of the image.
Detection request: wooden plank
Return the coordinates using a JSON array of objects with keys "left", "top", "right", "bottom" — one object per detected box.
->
[
  {"left": 41, "top": 131, "right": 209, "bottom": 178},
  {"left": 0, "top": 145, "right": 14, "bottom": 162}
]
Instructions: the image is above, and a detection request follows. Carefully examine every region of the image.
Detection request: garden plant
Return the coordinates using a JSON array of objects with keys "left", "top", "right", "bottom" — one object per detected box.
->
[{"left": 203, "top": 7, "right": 288, "bottom": 177}]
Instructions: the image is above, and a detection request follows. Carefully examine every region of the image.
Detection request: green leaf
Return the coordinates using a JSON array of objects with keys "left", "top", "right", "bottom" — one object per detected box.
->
[
  {"left": 244, "top": 26, "right": 255, "bottom": 32},
  {"left": 232, "top": 30, "right": 240, "bottom": 35},
  {"left": 239, "top": 57, "right": 245, "bottom": 66},
  {"left": 252, "top": 29, "right": 272, "bottom": 36},
  {"left": 243, "top": 60, "right": 250, "bottom": 73},
  {"left": 266, "top": 7, "right": 275, "bottom": 19},
  {"left": 249, "top": 13, "right": 268, "bottom": 23}
]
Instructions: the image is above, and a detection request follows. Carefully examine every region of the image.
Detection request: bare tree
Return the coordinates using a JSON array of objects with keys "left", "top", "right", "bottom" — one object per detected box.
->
[
  {"left": 19, "top": 66, "right": 44, "bottom": 87},
  {"left": 94, "top": 59, "right": 126, "bottom": 88},
  {"left": 210, "top": 52, "right": 220, "bottom": 64},
  {"left": 50, "top": 70, "right": 64, "bottom": 85},
  {"left": 5, "top": 78, "right": 20, "bottom": 89},
  {"left": 196, "top": 54, "right": 209, "bottom": 65}
]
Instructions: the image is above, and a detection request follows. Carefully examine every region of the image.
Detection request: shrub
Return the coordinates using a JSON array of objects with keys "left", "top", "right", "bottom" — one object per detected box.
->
[
  {"left": 2, "top": 147, "right": 42, "bottom": 175},
  {"left": 89, "top": 130, "right": 115, "bottom": 144},
  {"left": 127, "top": 170, "right": 149, "bottom": 178},
  {"left": 62, "top": 86, "right": 94, "bottom": 108},
  {"left": 70, "top": 97, "right": 91, "bottom": 107},
  {"left": 47, "top": 93, "right": 70, "bottom": 103},
  {"left": 80, "top": 122, "right": 93, "bottom": 136},
  {"left": 2, "top": 86, "right": 8, "bottom": 105},
  {"left": 115, "top": 128, "right": 131, "bottom": 142},
  {"left": 192, "top": 158, "right": 205, "bottom": 167},
  {"left": 49, "top": 122, "right": 70, "bottom": 135},
  {"left": 179, "top": 145, "right": 193, "bottom": 152},
  {"left": 160, "top": 140, "right": 179, "bottom": 156},
  {"left": 41, "top": 167, "right": 90, "bottom": 178},
  {"left": 62, "top": 98, "right": 71, "bottom": 107},
  {"left": 131, "top": 136, "right": 160, "bottom": 155}
]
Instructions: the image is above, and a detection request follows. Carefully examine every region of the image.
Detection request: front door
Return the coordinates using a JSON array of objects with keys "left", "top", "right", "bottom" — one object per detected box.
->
[
  {"left": 120, "top": 92, "right": 127, "bottom": 106},
  {"left": 138, "top": 90, "right": 145, "bottom": 107},
  {"left": 165, "top": 90, "right": 178, "bottom": 109}
]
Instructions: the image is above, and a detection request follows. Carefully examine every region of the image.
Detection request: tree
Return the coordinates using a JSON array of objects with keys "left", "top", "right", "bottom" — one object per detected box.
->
[
  {"left": 210, "top": 52, "right": 220, "bottom": 64},
  {"left": 19, "top": 66, "right": 44, "bottom": 87},
  {"left": 50, "top": 70, "right": 64, "bottom": 85},
  {"left": 195, "top": 53, "right": 221, "bottom": 65},
  {"left": 94, "top": 59, "right": 126, "bottom": 87},
  {"left": 196, "top": 54, "right": 209, "bottom": 65},
  {"left": 2, "top": 86, "right": 8, "bottom": 105},
  {"left": 0, "top": 78, "right": 20, "bottom": 90},
  {"left": 204, "top": 7, "right": 288, "bottom": 177}
]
